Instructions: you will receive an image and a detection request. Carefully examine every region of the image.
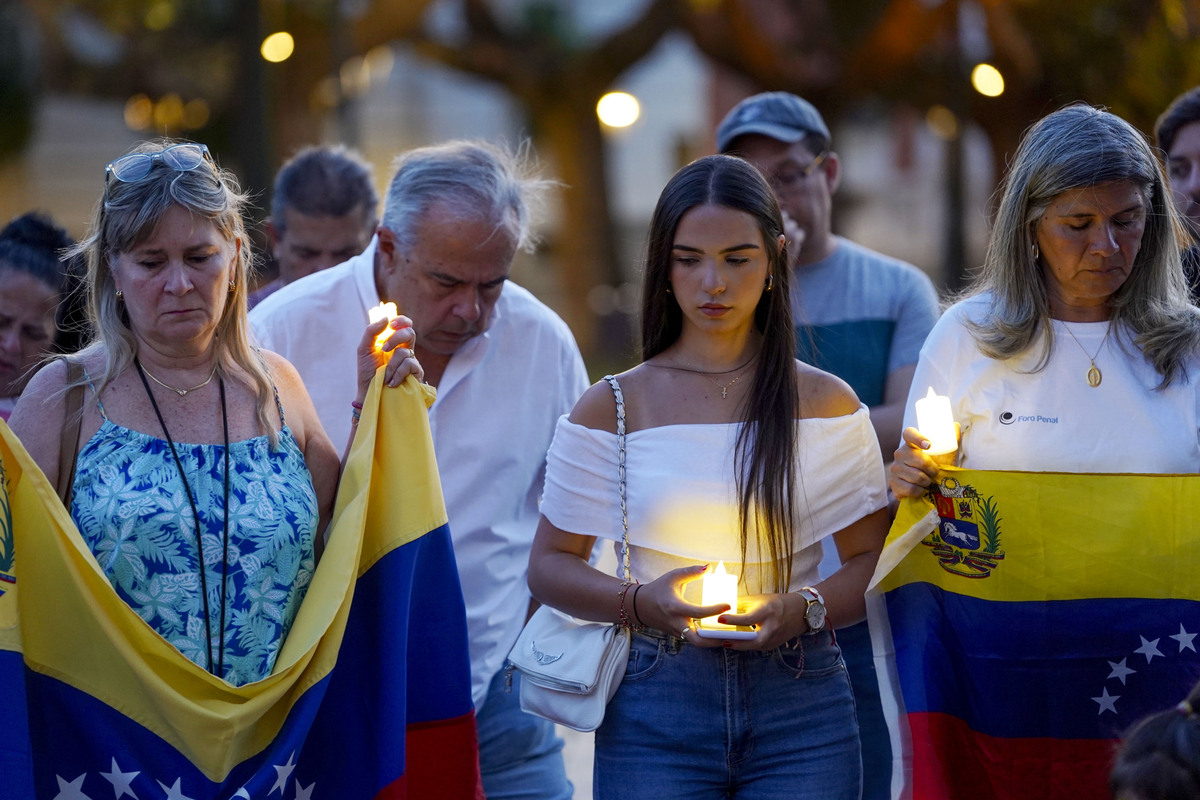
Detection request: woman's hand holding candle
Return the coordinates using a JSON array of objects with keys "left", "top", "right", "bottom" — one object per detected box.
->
[{"left": 888, "top": 388, "right": 960, "bottom": 499}]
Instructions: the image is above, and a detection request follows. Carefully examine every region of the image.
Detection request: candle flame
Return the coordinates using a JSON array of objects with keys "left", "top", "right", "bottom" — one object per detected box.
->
[
  {"left": 714, "top": 560, "right": 728, "bottom": 576},
  {"left": 369, "top": 302, "right": 398, "bottom": 349},
  {"left": 925, "top": 386, "right": 938, "bottom": 400}
]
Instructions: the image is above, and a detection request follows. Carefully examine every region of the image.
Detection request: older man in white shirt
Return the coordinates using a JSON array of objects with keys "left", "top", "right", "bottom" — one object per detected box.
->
[{"left": 251, "top": 140, "right": 588, "bottom": 799}]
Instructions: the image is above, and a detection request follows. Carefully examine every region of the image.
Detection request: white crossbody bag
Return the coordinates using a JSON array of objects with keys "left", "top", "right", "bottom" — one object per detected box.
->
[{"left": 506, "top": 375, "right": 634, "bottom": 732}]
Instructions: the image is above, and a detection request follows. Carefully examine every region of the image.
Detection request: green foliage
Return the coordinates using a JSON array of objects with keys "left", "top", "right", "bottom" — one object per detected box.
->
[
  {"left": 978, "top": 495, "right": 1003, "bottom": 556},
  {"left": 0, "top": 461, "right": 13, "bottom": 574}
]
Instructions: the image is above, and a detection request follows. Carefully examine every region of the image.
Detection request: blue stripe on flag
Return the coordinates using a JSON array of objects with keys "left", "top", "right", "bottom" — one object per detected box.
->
[{"left": 886, "top": 582, "right": 1200, "bottom": 740}]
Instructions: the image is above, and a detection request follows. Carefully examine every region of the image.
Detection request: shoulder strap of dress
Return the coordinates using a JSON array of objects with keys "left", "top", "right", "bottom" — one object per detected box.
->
[
  {"left": 254, "top": 348, "right": 286, "bottom": 426},
  {"left": 57, "top": 357, "right": 85, "bottom": 507},
  {"left": 602, "top": 374, "right": 630, "bottom": 582}
]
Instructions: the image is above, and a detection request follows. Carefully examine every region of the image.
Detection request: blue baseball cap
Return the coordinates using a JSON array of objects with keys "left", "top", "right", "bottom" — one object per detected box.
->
[{"left": 716, "top": 92, "right": 831, "bottom": 153}]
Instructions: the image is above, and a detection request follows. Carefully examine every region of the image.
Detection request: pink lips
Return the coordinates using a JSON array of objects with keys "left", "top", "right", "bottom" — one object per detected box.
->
[{"left": 699, "top": 304, "right": 730, "bottom": 317}]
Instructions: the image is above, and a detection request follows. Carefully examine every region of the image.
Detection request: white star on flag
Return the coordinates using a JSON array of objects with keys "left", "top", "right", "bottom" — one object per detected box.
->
[
  {"left": 1134, "top": 635, "right": 1163, "bottom": 663},
  {"left": 294, "top": 782, "right": 316, "bottom": 800},
  {"left": 1092, "top": 687, "right": 1120, "bottom": 715},
  {"left": 270, "top": 753, "right": 297, "bottom": 796},
  {"left": 1106, "top": 658, "right": 1136, "bottom": 685},
  {"left": 156, "top": 778, "right": 195, "bottom": 800},
  {"left": 53, "top": 774, "right": 92, "bottom": 800},
  {"left": 100, "top": 758, "right": 139, "bottom": 799},
  {"left": 1170, "top": 624, "right": 1197, "bottom": 653}
]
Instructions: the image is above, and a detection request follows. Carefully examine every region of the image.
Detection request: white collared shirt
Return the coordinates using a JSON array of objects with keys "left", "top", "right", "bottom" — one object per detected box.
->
[{"left": 251, "top": 239, "right": 590, "bottom": 708}]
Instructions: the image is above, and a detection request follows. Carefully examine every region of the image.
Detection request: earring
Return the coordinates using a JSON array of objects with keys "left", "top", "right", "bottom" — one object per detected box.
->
[
  {"left": 765, "top": 273, "right": 774, "bottom": 292},
  {"left": 115, "top": 289, "right": 123, "bottom": 300},
  {"left": 665, "top": 287, "right": 673, "bottom": 294},
  {"left": 228, "top": 280, "right": 236, "bottom": 291},
  {"left": 1031, "top": 242, "right": 1040, "bottom": 261}
]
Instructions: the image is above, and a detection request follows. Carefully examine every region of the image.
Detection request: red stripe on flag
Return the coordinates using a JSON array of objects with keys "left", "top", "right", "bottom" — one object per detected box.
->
[
  {"left": 908, "top": 712, "right": 1119, "bottom": 800},
  {"left": 406, "top": 711, "right": 484, "bottom": 800}
]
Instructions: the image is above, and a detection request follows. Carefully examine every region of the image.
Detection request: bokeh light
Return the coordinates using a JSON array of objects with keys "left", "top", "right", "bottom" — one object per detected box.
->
[
  {"left": 597, "top": 92, "right": 640, "bottom": 128},
  {"left": 971, "top": 63, "right": 1005, "bottom": 97},
  {"left": 926, "top": 105, "right": 959, "bottom": 140},
  {"left": 261, "top": 32, "right": 295, "bottom": 63}
]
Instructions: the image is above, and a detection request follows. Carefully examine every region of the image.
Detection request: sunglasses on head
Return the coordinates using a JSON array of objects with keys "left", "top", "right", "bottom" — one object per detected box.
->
[{"left": 104, "top": 143, "right": 214, "bottom": 184}]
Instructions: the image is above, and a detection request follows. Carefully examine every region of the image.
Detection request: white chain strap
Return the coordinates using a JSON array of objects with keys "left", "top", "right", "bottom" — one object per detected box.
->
[{"left": 602, "top": 375, "right": 631, "bottom": 583}]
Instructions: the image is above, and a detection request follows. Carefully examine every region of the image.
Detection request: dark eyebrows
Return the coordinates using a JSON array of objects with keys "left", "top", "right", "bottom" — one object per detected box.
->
[{"left": 672, "top": 243, "right": 762, "bottom": 254}]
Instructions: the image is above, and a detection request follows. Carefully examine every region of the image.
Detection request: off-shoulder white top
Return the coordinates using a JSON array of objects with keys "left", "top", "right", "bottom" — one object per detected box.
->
[{"left": 540, "top": 406, "right": 887, "bottom": 597}]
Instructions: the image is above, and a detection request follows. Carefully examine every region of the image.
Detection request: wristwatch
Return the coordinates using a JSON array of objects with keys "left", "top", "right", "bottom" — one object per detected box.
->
[{"left": 797, "top": 586, "right": 827, "bottom": 632}]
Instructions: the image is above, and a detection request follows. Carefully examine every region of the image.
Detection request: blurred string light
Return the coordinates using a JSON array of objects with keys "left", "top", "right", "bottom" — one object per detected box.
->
[
  {"left": 971, "top": 63, "right": 1005, "bottom": 97},
  {"left": 597, "top": 92, "right": 640, "bottom": 128},
  {"left": 926, "top": 105, "right": 959, "bottom": 140},
  {"left": 261, "top": 31, "right": 295, "bottom": 63},
  {"left": 124, "top": 93, "right": 209, "bottom": 133}
]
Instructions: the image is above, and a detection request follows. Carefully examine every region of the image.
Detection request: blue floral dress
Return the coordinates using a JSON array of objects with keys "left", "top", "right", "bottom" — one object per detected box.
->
[{"left": 71, "top": 388, "right": 318, "bottom": 686}]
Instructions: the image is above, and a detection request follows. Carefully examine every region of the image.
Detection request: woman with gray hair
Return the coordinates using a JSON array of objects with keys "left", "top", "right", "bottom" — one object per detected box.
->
[
  {"left": 891, "top": 103, "right": 1200, "bottom": 488},
  {"left": 10, "top": 139, "right": 419, "bottom": 686}
]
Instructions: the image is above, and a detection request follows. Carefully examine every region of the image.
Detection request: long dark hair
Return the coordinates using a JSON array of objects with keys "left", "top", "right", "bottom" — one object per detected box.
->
[{"left": 641, "top": 154, "right": 799, "bottom": 592}]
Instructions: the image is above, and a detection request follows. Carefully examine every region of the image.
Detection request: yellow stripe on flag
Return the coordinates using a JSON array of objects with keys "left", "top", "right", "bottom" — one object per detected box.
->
[{"left": 872, "top": 466, "right": 1200, "bottom": 603}]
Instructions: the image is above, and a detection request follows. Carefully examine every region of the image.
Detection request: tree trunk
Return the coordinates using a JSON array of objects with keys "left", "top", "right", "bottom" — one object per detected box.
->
[{"left": 538, "top": 97, "right": 626, "bottom": 359}]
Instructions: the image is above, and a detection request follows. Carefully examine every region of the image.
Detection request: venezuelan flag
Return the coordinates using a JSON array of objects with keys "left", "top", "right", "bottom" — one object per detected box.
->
[
  {"left": 0, "top": 374, "right": 482, "bottom": 800},
  {"left": 868, "top": 467, "right": 1200, "bottom": 800}
]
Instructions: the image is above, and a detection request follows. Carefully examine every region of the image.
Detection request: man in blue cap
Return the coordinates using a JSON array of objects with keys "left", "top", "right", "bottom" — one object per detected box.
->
[{"left": 718, "top": 92, "right": 940, "bottom": 800}]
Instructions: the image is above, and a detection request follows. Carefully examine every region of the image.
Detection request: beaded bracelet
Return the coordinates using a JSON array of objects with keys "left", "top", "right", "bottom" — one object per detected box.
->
[
  {"left": 617, "top": 580, "right": 635, "bottom": 628},
  {"left": 350, "top": 400, "right": 363, "bottom": 425}
]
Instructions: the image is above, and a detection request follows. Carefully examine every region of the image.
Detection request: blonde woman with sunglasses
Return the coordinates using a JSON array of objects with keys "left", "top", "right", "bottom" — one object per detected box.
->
[{"left": 10, "top": 139, "right": 420, "bottom": 685}]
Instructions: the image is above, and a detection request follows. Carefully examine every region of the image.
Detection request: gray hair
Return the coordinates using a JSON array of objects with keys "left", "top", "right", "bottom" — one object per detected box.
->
[
  {"left": 270, "top": 144, "right": 378, "bottom": 229},
  {"left": 968, "top": 103, "right": 1200, "bottom": 386},
  {"left": 380, "top": 140, "right": 550, "bottom": 253},
  {"left": 72, "top": 138, "right": 281, "bottom": 446}
]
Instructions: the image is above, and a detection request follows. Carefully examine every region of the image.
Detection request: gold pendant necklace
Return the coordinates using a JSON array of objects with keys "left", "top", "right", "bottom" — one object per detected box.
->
[
  {"left": 668, "top": 354, "right": 758, "bottom": 400},
  {"left": 1061, "top": 322, "right": 1112, "bottom": 388},
  {"left": 139, "top": 362, "right": 218, "bottom": 396}
]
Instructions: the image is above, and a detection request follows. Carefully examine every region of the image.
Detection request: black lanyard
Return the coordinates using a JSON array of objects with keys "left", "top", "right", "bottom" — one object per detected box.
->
[{"left": 134, "top": 358, "right": 230, "bottom": 677}]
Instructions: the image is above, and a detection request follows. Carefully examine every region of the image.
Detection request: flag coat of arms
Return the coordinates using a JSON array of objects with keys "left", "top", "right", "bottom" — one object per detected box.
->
[
  {"left": 0, "top": 375, "right": 482, "bottom": 800},
  {"left": 868, "top": 467, "right": 1200, "bottom": 800}
]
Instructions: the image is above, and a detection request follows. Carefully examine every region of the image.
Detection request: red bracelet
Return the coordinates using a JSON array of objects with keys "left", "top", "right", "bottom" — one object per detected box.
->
[
  {"left": 617, "top": 581, "right": 634, "bottom": 628},
  {"left": 351, "top": 400, "right": 364, "bottom": 410}
]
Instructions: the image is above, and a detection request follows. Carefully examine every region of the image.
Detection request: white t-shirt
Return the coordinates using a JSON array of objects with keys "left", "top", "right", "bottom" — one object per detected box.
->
[
  {"left": 903, "top": 294, "right": 1200, "bottom": 473},
  {"left": 251, "top": 239, "right": 590, "bottom": 708},
  {"left": 541, "top": 406, "right": 887, "bottom": 598}
]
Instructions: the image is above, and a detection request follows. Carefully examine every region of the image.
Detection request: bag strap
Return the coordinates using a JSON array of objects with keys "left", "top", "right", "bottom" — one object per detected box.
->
[
  {"left": 56, "top": 357, "right": 85, "bottom": 507},
  {"left": 602, "top": 375, "right": 630, "bottom": 583}
]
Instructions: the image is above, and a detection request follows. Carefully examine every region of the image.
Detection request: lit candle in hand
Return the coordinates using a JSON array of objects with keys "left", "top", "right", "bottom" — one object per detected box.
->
[
  {"left": 368, "top": 302, "right": 398, "bottom": 350},
  {"left": 914, "top": 387, "right": 958, "bottom": 456},
  {"left": 700, "top": 561, "right": 738, "bottom": 630}
]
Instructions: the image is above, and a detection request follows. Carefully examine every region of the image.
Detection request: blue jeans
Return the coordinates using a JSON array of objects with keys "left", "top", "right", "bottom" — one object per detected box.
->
[
  {"left": 476, "top": 668, "right": 573, "bottom": 800},
  {"left": 838, "top": 619, "right": 892, "bottom": 800},
  {"left": 594, "top": 628, "right": 862, "bottom": 799}
]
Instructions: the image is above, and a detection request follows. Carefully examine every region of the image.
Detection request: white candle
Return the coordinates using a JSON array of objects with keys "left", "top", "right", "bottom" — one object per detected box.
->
[
  {"left": 368, "top": 302, "right": 398, "bottom": 350},
  {"left": 914, "top": 387, "right": 958, "bottom": 456},
  {"left": 700, "top": 561, "right": 738, "bottom": 630}
]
